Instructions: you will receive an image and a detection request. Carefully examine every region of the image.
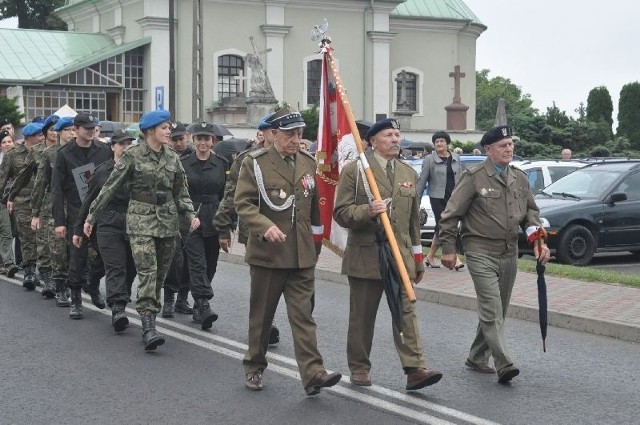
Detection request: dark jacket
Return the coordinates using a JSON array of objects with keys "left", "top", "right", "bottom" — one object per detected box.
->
[
  {"left": 75, "top": 159, "right": 130, "bottom": 237},
  {"left": 51, "top": 138, "right": 112, "bottom": 231},
  {"left": 180, "top": 151, "right": 228, "bottom": 237}
]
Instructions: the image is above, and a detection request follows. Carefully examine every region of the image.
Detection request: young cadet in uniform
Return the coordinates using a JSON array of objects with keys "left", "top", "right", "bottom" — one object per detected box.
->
[
  {"left": 84, "top": 110, "right": 199, "bottom": 351},
  {"left": 213, "top": 112, "right": 281, "bottom": 345},
  {"left": 0, "top": 130, "right": 18, "bottom": 277},
  {"left": 51, "top": 113, "right": 112, "bottom": 318},
  {"left": 75, "top": 129, "right": 137, "bottom": 332},
  {"left": 180, "top": 122, "right": 228, "bottom": 329},
  {"left": 438, "top": 125, "right": 550, "bottom": 383},
  {"left": 32, "top": 116, "right": 74, "bottom": 306},
  {"left": 333, "top": 118, "right": 443, "bottom": 391},
  {"left": 0, "top": 122, "right": 44, "bottom": 290},
  {"left": 234, "top": 107, "right": 342, "bottom": 395},
  {"left": 10, "top": 114, "right": 60, "bottom": 297},
  {"left": 161, "top": 121, "right": 193, "bottom": 317}
]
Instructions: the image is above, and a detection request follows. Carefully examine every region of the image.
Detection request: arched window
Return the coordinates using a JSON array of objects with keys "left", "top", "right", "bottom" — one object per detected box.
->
[
  {"left": 306, "top": 59, "right": 322, "bottom": 106},
  {"left": 218, "top": 54, "right": 245, "bottom": 99},
  {"left": 395, "top": 70, "right": 417, "bottom": 111}
]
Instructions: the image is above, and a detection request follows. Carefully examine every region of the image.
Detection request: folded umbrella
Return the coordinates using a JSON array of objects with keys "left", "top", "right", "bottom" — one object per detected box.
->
[
  {"left": 375, "top": 223, "right": 405, "bottom": 343},
  {"left": 536, "top": 230, "right": 548, "bottom": 352}
]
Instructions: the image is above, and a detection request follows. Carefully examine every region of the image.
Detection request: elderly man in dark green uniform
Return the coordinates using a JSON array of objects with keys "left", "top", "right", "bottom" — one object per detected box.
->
[
  {"left": 234, "top": 107, "right": 341, "bottom": 395},
  {"left": 333, "top": 118, "right": 443, "bottom": 391},
  {"left": 438, "top": 125, "right": 550, "bottom": 384}
]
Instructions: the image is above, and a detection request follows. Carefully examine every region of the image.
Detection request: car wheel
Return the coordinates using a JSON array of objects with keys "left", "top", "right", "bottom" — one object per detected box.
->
[{"left": 556, "top": 224, "right": 595, "bottom": 266}]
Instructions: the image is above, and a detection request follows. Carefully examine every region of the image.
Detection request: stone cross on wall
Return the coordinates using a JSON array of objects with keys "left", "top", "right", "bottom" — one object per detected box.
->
[
  {"left": 449, "top": 65, "right": 465, "bottom": 103},
  {"left": 395, "top": 69, "right": 412, "bottom": 111},
  {"left": 233, "top": 70, "right": 248, "bottom": 96}
]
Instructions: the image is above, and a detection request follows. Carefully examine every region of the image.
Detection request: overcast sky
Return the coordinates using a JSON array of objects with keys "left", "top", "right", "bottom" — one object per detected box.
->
[{"left": 465, "top": 0, "right": 639, "bottom": 124}]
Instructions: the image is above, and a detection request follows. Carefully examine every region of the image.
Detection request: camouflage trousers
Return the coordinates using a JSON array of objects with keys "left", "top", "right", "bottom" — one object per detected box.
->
[
  {"left": 14, "top": 205, "right": 37, "bottom": 268},
  {"left": 0, "top": 204, "right": 15, "bottom": 266},
  {"left": 129, "top": 234, "right": 175, "bottom": 314},
  {"left": 43, "top": 214, "right": 68, "bottom": 280}
]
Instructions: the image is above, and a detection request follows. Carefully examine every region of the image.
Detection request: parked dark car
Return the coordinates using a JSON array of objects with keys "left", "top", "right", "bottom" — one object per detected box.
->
[{"left": 518, "top": 160, "right": 640, "bottom": 265}]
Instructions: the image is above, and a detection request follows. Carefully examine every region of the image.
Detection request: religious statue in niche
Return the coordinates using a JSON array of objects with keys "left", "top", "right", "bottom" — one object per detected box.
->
[{"left": 245, "top": 37, "right": 275, "bottom": 99}]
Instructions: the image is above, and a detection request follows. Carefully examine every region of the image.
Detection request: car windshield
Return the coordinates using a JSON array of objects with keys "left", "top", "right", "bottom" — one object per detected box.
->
[{"left": 538, "top": 168, "right": 621, "bottom": 199}]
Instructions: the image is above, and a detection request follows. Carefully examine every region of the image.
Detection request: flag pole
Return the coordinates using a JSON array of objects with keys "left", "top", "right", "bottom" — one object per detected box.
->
[{"left": 319, "top": 36, "right": 416, "bottom": 303}]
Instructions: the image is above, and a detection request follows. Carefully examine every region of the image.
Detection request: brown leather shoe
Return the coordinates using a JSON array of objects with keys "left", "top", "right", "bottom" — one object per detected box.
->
[
  {"left": 497, "top": 364, "right": 520, "bottom": 383},
  {"left": 350, "top": 372, "right": 372, "bottom": 387},
  {"left": 405, "top": 368, "right": 443, "bottom": 391},
  {"left": 304, "top": 370, "right": 342, "bottom": 396},
  {"left": 245, "top": 372, "right": 263, "bottom": 391},
  {"left": 465, "top": 358, "right": 496, "bottom": 374}
]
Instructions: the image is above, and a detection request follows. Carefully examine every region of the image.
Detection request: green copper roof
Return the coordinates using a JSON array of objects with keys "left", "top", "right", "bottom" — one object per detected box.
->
[
  {"left": 392, "top": 0, "right": 483, "bottom": 25},
  {"left": 0, "top": 28, "right": 150, "bottom": 85}
]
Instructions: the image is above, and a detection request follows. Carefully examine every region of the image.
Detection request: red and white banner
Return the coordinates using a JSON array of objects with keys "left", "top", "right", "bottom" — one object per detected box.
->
[{"left": 316, "top": 48, "right": 357, "bottom": 255}]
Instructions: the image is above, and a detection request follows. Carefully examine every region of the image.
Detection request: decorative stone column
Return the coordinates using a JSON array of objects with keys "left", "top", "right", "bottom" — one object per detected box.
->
[{"left": 445, "top": 65, "right": 469, "bottom": 130}]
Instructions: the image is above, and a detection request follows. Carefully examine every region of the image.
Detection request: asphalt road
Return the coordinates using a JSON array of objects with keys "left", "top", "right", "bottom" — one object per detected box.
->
[{"left": 1, "top": 262, "right": 638, "bottom": 425}]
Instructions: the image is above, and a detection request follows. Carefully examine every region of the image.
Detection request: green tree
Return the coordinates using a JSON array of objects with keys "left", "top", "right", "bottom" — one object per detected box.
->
[
  {"left": 617, "top": 82, "right": 640, "bottom": 149},
  {"left": 301, "top": 105, "right": 319, "bottom": 141},
  {"left": 586, "top": 86, "right": 613, "bottom": 128},
  {"left": 0, "top": 0, "right": 67, "bottom": 30},
  {"left": 475, "top": 69, "right": 537, "bottom": 131},
  {"left": 546, "top": 102, "right": 570, "bottom": 128},
  {"left": 0, "top": 96, "right": 24, "bottom": 125}
]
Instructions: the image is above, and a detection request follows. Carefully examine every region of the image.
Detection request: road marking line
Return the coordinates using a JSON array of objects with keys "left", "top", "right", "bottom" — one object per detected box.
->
[{"left": 2, "top": 277, "right": 499, "bottom": 425}]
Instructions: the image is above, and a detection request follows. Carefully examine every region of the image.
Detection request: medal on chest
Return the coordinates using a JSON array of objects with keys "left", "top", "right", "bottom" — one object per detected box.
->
[{"left": 300, "top": 173, "right": 315, "bottom": 197}]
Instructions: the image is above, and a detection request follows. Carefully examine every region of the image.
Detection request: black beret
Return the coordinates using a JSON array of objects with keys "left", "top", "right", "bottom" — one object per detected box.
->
[
  {"left": 432, "top": 131, "right": 451, "bottom": 144},
  {"left": 365, "top": 118, "right": 400, "bottom": 141},
  {"left": 0, "top": 117, "right": 12, "bottom": 126},
  {"left": 480, "top": 125, "right": 513, "bottom": 147}
]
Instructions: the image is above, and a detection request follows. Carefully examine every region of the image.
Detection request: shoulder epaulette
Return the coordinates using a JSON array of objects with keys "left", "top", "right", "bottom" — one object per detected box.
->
[
  {"left": 249, "top": 147, "right": 268, "bottom": 158},
  {"left": 510, "top": 164, "right": 527, "bottom": 176},
  {"left": 299, "top": 149, "right": 316, "bottom": 161},
  {"left": 467, "top": 162, "right": 484, "bottom": 174}
]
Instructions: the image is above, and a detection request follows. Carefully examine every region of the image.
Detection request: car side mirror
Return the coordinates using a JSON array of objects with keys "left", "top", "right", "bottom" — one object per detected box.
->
[{"left": 610, "top": 192, "right": 627, "bottom": 203}]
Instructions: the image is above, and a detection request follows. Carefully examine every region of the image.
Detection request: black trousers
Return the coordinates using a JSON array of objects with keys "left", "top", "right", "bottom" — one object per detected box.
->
[
  {"left": 183, "top": 232, "right": 220, "bottom": 300},
  {"left": 96, "top": 214, "right": 136, "bottom": 307},
  {"left": 163, "top": 235, "right": 190, "bottom": 294},
  {"left": 68, "top": 230, "right": 104, "bottom": 291}
]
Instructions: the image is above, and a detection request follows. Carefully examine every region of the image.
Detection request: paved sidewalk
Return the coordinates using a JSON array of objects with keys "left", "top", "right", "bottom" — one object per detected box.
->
[{"left": 222, "top": 238, "right": 640, "bottom": 344}]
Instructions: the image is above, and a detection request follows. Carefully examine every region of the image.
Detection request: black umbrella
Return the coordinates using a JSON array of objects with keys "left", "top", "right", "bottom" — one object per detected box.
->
[
  {"left": 375, "top": 223, "right": 405, "bottom": 343},
  {"left": 214, "top": 138, "right": 250, "bottom": 163},
  {"left": 536, "top": 236, "right": 548, "bottom": 352}
]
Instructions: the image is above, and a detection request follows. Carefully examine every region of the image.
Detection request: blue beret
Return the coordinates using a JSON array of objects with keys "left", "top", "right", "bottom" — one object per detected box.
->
[
  {"left": 480, "top": 125, "right": 513, "bottom": 147},
  {"left": 43, "top": 114, "right": 60, "bottom": 132},
  {"left": 139, "top": 110, "right": 172, "bottom": 131},
  {"left": 22, "top": 122, "right": 44, "bottom": 137},
  {"left": 258, "top": 112, "right": 276, "bottom": 130},
  {"left": 54, "top": 116, "right": 74, "bottom": 132},
  {"left": 31, "top": 116, "right": 46, "bottom": 123},
  {"left": 365, "top": 118, "right": 400, "bottom": 141}
]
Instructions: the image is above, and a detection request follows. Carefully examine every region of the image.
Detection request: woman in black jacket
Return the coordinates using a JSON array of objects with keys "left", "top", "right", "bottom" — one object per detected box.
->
[{"left": 181, "top": 122, "right": 229, "bottom": 329}]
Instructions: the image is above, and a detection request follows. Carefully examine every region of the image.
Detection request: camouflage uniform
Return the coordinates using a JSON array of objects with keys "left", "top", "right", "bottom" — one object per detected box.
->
[
  {"left": 87, "top": 141, "right": 195, "bottom": 314},
  {"left": 11, "top": 143, "right": 53, "bottom": 277},
  {"left": 32, "top": 144, "right": 69, "bottom": 300},
  {"left": 0, "top": 143, "right": 39, "bottom": 284}
]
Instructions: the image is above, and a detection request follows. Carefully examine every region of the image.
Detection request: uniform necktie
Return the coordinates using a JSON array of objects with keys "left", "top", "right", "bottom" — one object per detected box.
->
[
  {"left": 386, "top": 160, "right": 394, "bottom": 185},
  {"left": 285, "top": 156, "right": 295, "bottom": 168}
]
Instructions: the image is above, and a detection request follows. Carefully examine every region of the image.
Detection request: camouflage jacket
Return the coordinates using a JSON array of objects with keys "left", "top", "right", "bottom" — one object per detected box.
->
[
  {"left": 0, "top": 143, "right": 34, "bottom": 206},
  {"left": 87, "top": 141, "right": 195, "bottom": 238},
  {"left": 31, "top": 144, "right": 59, "bottom": 218},
  {"left": 9, "top": 141, "right": 50, "bottom": 207}
]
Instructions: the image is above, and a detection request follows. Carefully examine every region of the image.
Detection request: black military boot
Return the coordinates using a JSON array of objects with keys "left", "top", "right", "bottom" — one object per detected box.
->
[
  {"left": 5, "top": 263, "right": 18, "bottom": 278},
  {"left": 269, "top": 320, "right": 280, "bottom": 346},
  {"left": 55, "top": 279, "right": 71, "bottom": 307},
  {"left": 192, "top": 299, "right": 218, "bottom": 330},
  {"left": 174, "top": 289, "right": 193, "bottom": 314},
  {"left": 111, "top": 303, "right": 129, "bottom": 333},
  {"left": 69, "top": 288, "right": 83, "bottom": 319},
  {"left": 141, "top": 313, "right": 165, "bottom": 351},
  {"left": 85, "top": 280, "right": 106, "bottom": 309},
  {"left": 22, "top": 265, "right": 37, "bottom": 291},
  {"left": 161, "top": 291, "right": 175, "bottom": 318},
  {"left": 40, "top": 269, "right": 55, "bottom": 299}
]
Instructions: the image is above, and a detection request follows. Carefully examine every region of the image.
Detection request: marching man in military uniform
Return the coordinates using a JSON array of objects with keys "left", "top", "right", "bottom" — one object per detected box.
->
[
  {"left": 234, "top": 107, "right": 342, "bottom": 395},
  {"left": 438, "top": 125, "right": 550, "bottom": 383},
  {"left": 333, "top": 118, "right": 443, "bottom": 391}
]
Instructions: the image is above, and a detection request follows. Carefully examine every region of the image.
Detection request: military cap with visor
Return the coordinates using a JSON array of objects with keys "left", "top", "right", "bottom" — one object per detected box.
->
[
  {"left": 190, "top": 122, "right": 216, "bottom": 137},
  {"left": 74, "top": 113, "right": 98, "bottom": 129},
  {"left": 170, "top": 121, "right": 187, "bottom": 137},
  {"left": 269, "top": 107, "right": 306, "bottom": 130},
  {"left": 110, "top": 129, "right": 135, "bottom": 145}
]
